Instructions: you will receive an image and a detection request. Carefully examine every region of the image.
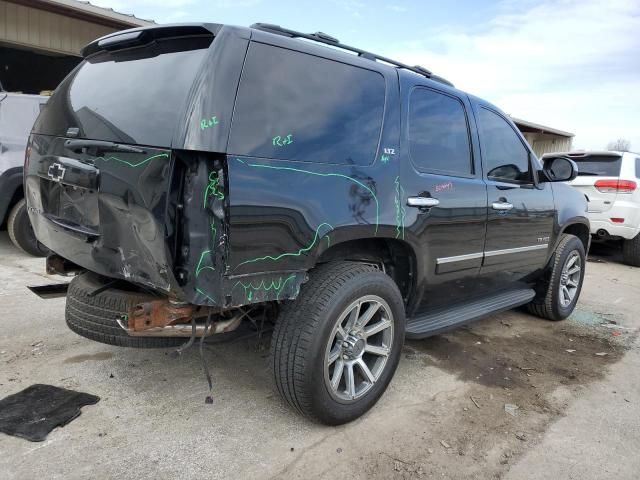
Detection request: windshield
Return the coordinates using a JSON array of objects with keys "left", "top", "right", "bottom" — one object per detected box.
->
[
  {"left": 34, "top": 36, "right": 211, "bottom": 147},
  {"left": 572, "top": 155, "right": 622, "bottom": 177}
]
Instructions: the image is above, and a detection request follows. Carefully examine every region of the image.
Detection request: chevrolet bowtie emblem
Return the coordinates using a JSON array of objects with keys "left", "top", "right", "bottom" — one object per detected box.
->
[{"left": 47, "top": 163, "right": 66, "bottom": 182}]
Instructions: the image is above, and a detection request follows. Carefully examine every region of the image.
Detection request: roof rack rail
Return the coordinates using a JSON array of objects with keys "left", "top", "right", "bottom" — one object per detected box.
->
[{"left": 250, "top": 23, "right": 454, "bottom": 87}]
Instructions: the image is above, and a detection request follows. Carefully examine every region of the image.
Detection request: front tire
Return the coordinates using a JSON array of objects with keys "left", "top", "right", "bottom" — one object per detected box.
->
[
  {"left": 271, "top": 262, "right": 405, "bottom": 425},
  {"left": 527, "top": 234, "right": 585, "bottom": 321},
  {"left": 7, "top": 199, "right": 48, "bottom": 257}
]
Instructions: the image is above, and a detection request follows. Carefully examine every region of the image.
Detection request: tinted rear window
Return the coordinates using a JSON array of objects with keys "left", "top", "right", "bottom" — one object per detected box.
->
[
  {"left": 572, "top": 155, "right": 622, "bottom": 177},
  {"left": 34, "top": 37, "right": 211, "bottom": 147},
  {"left": 408, "top": 88, "right": 472, "bottom": 176},
  {"left": 228, "top": 43, "right": 385, "bottom": 165}
]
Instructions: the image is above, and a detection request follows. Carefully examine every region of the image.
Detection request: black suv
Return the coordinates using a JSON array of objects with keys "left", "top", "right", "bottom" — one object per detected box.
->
[
  {"left": 26, "top": 23, "right": 589, "bottom": 424},
  {"left": 0, "top": 92, "right": 48, "bottom": 256}
]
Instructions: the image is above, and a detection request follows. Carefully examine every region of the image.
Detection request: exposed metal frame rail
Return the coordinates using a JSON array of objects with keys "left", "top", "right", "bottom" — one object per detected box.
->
[{"left": 250, "top": 23, "right": 454, "bottom": 87}]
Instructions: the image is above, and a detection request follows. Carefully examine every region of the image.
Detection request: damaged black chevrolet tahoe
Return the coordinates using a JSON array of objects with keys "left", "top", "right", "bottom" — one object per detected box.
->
[{"left": 25, "top": 23, "right": 589, "bottom": 424}]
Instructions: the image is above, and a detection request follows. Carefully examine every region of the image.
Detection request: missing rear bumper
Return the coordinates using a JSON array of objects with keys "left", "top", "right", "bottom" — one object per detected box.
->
[{"left": 119, "top": 298, "right": 242, "bottom": 338}]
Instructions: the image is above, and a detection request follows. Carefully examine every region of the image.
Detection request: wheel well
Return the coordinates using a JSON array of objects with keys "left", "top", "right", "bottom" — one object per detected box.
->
[
  {"left": 563, "top": 223, "right": 590, "bottom": 252},
  {"left": 316, "top": 238, "right": 416, "bottom": 306}
]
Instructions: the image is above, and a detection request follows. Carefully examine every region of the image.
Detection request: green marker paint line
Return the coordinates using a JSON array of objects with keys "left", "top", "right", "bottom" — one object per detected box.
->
[
  {"left": 235, "top": 222, "right": 333, "bottom": 269},
  {"left": 210, "top": 223, "right": 217, "bottom": 244},
  {"left": 275, "top": 274, "right": 296, "bottom": 300},
  {"left": 232, "top": 274, "right": 297, "bottom": 302},
  {"left": 195, "top": 250, "right": 215, "bottom": 277},
  {"left": 203, "top": 171, "right": 224, "bottom": 209},
  {"left": 195, "top": 287, "right": 216, "bottom": 304},
  {"left": 94, "top": 152, "right": 168, "bottom": 168},
  {"left": 236, "top": 160, "right": 379, "bottom": 234},
  {"left": 394, "top": 176, "right": 406, "bottom": 240}
]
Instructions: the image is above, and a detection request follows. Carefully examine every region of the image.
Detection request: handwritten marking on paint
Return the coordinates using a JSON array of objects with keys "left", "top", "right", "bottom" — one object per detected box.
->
[
  {"left": 195, "top": 250, "right": 215, "bottom": 277},
  {"left": 233, "top": 275, "right": 297, "bottom": 302},
  {"left": 434, "top": 181, "right": 454, "bottom": 193},
  {"left": 195, "top": 287, "right": 216, "bottom": 304},
  {"left": 272, "top": 134, "right": 294, "bottom": 147},
  {"left": 394, "top": 176, "right": 406, "bottom": 240},
  {"left": 200, "top": 116, "right": 219, "bottom": 130},
  {"left": 234, "top": 158, "right": 379, "bottom": 234},
  {"left": 203, "top": 171, "right": 224, "bottom": 209},
  {"left": 94, "top": 152, "right": 168, "bottom": 168},
  {"left": 235, "top": 223, "right": 333, "bottom": 270}
]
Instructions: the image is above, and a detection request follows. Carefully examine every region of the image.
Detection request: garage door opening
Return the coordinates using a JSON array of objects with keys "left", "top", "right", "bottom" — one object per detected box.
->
[{"left": 0, "top": 43, "right": 80, "bottom": 94}]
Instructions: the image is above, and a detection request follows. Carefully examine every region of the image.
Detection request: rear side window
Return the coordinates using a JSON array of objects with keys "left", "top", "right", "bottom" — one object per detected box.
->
[
  {"left": 635, "top": 157, "right": 640, "bottom": 179},
  {"left": 572, "top": 156, "right": 622, "bottom": 177},
  {"left": 228, "top": 43, "right": 385, "bottom": 165},
  {"left": 408, "top": 88, "right": 472, "bottom": 176},
  {"left": 478, "top": 108, "right": 532, "bottom": 184}
]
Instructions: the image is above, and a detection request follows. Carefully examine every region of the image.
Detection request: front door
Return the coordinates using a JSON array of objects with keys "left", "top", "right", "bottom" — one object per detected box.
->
[
  {"left": 401, "top": 85, "right": 488, "bottom": 312},
  {"left": 473, "top": 104, "right": 555, "bottom": 280}
]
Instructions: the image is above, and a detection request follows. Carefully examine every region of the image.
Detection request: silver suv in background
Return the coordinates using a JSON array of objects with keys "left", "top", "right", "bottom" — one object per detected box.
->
[
  {"left": 547, "top": 151, "right": 640, "bottom": 266},
  {"left": 0, "top": 92, "right": 49, "bottom": 256}
]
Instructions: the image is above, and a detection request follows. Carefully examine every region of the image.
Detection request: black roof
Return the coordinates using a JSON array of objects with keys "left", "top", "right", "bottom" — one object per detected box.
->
[
  {"left": 81, "top": 22, "right": 453, "bottom": 87},
  {"left": 251, "top": 23, "right": 453, "bottom": 87}
]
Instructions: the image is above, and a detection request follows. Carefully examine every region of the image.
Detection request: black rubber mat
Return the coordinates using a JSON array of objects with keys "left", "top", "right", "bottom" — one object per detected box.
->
[{"left": 0, "top": 384, "right": 100, "bottom": 442}]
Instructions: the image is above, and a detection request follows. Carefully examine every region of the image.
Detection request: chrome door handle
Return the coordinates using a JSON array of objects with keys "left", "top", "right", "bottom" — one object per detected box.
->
[
  {"left": 492, "top": 201, "right": 514, "bottom": 211},
  {"left": 407, "top": 197, "right": 439, "bottom": 208}
]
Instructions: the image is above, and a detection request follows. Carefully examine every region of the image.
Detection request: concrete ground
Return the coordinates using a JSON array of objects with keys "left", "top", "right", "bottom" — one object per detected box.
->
[{"left": 0, "top": 233, "right": 638, "bottom": 480}]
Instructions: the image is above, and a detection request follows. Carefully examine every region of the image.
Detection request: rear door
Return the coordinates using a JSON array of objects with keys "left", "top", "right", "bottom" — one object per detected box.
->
[
  {"left": 565, "top": 153, "right": 624, "bottom": 213},
  {"left": 474, "top": 104, "right": 555, "bottom": 278},
  {"left": 401, "top": 84, "right": 488, "bottom": 310}
]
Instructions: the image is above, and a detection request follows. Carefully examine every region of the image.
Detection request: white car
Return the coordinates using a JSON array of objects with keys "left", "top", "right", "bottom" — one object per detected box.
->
[{"left": 545, "top": 151, "right": 640, "bottom": 266}]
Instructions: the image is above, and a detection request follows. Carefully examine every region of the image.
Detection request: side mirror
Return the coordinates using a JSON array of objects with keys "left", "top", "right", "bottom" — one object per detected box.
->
[{"left": 541, "top": 156, "right": 578, "bottom": 182}]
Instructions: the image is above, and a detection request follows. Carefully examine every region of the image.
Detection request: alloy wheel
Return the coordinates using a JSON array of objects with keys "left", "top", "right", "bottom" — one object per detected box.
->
[
  {"left": 559, "top": 251, "right": 581, "bottom": 307},
  {"left": 324, "top": 295, "right": 394, "bottom": 402}
]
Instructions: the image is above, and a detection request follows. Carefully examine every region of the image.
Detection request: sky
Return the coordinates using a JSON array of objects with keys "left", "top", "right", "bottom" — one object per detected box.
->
[{"left": 92, "top": 0, "right": 640, "bottom": 151}]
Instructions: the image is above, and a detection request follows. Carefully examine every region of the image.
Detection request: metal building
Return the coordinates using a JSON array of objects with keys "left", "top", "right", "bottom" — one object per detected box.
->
[
  {"left": 511, "top": 116, "right": 574, "bottom": 158},
  {"left": 0, "top": 0, "right": 153, "bottom": 93}
]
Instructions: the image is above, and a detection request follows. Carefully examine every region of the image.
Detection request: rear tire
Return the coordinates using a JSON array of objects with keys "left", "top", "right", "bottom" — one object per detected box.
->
[
  {"left": 7, "top": 199, "right": 48, "bottom": 257},
  {"left": 527, "top": 234, "right": 585, "bottom": 321},
  {"left": 66, "top": 272, "right": 184, "bottom": 348},
  {"left": 622, "top": 233, "right": 640, "bottom": 267},
  {"left": 271, "top": 262, "right": 405, "bottom": 425}
]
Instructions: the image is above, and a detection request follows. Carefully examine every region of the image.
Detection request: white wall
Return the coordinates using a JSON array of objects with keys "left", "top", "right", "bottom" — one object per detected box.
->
[{"left": 523, "top": 132, "right": 573, "bottom": 157}]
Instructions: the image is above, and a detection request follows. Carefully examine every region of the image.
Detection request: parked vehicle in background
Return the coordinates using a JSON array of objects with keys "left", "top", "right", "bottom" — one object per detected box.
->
[
  {"left": 549, "top": 151, "right": 640, "bottom": 266},
  {"left": 0, "top": 92, "right": 49, "bottom": 256},
  {"left": 26, "top": 23, "right": 589, "bottom": 424}
]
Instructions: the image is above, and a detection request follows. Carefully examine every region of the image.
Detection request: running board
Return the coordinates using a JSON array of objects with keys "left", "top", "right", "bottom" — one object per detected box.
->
[{"left": 405, "top": 288, "right": 535, "bottom": 339}]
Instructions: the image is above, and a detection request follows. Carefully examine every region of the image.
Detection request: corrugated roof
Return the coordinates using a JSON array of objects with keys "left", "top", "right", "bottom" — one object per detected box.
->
[
  {"left": 37, "top": 0, "right": 155, "bottom": 26},
  {"left": 510, "top": 116, "right": 574, "bottom": 138}
]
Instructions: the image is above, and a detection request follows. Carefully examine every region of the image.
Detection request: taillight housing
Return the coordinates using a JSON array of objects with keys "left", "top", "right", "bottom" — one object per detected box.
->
[{"left": 594, "top": 179, "right": 637, "bottom": 193}]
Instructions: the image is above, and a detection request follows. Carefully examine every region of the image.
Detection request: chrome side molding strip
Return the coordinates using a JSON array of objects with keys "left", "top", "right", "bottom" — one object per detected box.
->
[
  {"left": 484, "top": 244, "right": 548, "bottom": 257},
  {"left": 436, "top": 244, "right": 548, "bottom": 265},
  {"left": 436, "top": 252, "right": 484, "bottom": 265}
]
